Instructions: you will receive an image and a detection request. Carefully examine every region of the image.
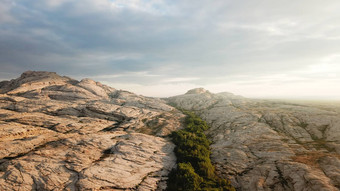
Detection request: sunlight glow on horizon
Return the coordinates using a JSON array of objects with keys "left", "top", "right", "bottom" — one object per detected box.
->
[{"left": 1, "top": 0, "right": 340, "bottom": 100}]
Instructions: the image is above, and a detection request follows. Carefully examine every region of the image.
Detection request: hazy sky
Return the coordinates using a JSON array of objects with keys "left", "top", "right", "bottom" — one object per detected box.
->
[{"left": 1, "top": 0, "right": 340, "bottom": 99}]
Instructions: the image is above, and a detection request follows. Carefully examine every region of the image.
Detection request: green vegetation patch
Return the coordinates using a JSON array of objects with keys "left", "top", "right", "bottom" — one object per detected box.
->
[{"left": 167, "top": 110, "right": 235, "bottom": 191}]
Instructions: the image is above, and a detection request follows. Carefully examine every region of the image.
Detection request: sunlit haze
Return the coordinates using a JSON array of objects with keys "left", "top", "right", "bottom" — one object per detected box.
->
[{"left": 1, "top": 0, "right": 340, "bottom": 99}]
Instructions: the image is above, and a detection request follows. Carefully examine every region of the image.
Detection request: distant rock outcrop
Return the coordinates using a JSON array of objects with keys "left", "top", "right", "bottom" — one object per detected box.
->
[
  {"left": 0, "top": 71, "right": 184, "bottom": 190},
  {"left": 185, "top": 87, "right": 211, "bottom": 95}
]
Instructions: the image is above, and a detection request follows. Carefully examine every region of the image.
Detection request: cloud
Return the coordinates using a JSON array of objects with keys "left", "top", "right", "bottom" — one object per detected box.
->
[
  {"left": 0, "top": 0, "right": 17, "bottom": 23},
  {"left": 1, "top": 0, "right": 340, "bottom": 99},
  {"left": 104, "top": 81, "right": 197, "bottom": 97},
  {"left": 161, "top": 77, "right": 200, "bottom": 83}
]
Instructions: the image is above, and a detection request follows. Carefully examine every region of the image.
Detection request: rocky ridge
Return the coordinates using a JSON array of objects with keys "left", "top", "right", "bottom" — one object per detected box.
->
[
  {"left": 0, "top": 71, "right": 184, "bottom": 190},
  {"left": 168, "top": 88, "right": 340, "bottom": 191},
  {"left": 1, "top": 72, "right": 340, "bottom": 191}
]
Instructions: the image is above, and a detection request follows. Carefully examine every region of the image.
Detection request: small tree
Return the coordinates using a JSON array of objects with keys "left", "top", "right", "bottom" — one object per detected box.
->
[{"left": 167, "top": 163, "right": 203, "bottom": 191}]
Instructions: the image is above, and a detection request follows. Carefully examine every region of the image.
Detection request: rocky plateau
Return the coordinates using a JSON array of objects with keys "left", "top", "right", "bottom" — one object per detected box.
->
[
  {"left": 168, "top": 88, "right": 340, "bottom": 191},
  {"left": 0, "top": 71, "right": 339, "bottom": 191}
]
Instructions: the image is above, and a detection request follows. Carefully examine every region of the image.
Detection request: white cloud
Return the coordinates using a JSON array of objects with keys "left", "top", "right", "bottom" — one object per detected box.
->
[
  {"left": 90, "top": 71, "right": 161, "bottom": 79},
  {"left": 103, "top": 81, "right": 197, "bottom": 97},
  {"left": 2, "top": 0, "right": 340, "bottom": 99},
  {"left": 0, "top": 0, "right": 17, "bottom": 23},
  {"left": 217, "top": 19, "right": 299, "bottom": 36},
  {"left": 161, "top": 77, "right": 199, "bottom": 83},
  {"left": 45, "top": 0, "right": 71, "bottom": 8},
  {"left": 205, "top": 78, "right": 340, "bottom": 100},
  {"left": 109, "top": 0, "right": 176, "bottom": 15}
]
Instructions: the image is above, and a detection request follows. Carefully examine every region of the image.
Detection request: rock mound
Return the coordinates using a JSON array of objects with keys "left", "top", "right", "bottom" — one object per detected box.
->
[
  {"left": 185, "top": 87, "right": 210, "bottom": 95},
  {"left": 0, "top": 71, "right": 116, "bottom": 100},
  {"left": 0, "top": 71, "right": 184, "bottom": 190},
  {"left": 0, "top": 71, "right": 74, "bottom": 94}
]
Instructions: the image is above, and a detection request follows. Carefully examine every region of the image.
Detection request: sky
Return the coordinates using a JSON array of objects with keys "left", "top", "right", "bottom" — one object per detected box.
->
[{"left": 1, "top": 0, "right": 340, "bottom": 99}]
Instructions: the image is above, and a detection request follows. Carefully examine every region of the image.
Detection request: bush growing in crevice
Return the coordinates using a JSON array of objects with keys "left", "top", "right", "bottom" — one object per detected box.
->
[{"left": 167, "top": 110, "right": 235, "bottom": 191}]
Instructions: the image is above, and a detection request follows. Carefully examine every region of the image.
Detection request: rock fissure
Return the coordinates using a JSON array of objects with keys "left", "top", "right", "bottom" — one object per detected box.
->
[{"left": 63, "top": 165, "right": 80, "bottom": 191}]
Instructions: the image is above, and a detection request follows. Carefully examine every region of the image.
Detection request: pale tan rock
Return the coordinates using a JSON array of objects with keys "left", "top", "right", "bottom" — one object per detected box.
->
[
  {"left": 168, "top": 88, "right": 340, "bottom": 191},
  {"left": 0, "top": 71, "right": 183, "bottom": 190},
  {"left": 77, "top": 133, "right": 175, "bottom": 190}
]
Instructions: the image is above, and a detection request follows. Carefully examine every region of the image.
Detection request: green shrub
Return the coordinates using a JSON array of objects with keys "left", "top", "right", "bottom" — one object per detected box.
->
[
  {"left": 167, "top": 163, "right": 203, "bottom": 191},
  {"left": 167, "top": 110, "right": 235, "bottom": 191}
]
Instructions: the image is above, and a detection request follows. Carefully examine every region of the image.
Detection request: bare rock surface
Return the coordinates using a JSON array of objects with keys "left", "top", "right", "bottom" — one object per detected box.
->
[
  {"left": 2, "top": 72, "right": 340, "bottom": 191},
  {"left": 168, "top": 88, "right": 340, "bottom": 191},
  {"left": 0, "top": 71, "right": 183, "bottom": 190}
]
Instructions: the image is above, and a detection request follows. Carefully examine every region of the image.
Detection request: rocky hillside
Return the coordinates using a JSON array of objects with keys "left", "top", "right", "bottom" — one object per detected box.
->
[
  {"left": 1, "top": 72, "right": 340, "bottom": 191},
  {"left": 0, "top": 71, "right": 184, "bottom": 190},
  {"left": 168, "top": 88, "right": 340, "bottom": 191}
]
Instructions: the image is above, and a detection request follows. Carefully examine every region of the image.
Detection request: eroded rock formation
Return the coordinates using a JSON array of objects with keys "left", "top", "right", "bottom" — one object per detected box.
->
[
  {"left": 0, "top": 71, "right": 184, "bottom": 190},
  {"left": 1, "top": 72, "right": 340, "bottom": 191},
  {"left": 168, "top": 88, "right": 340, "bottom": 191}
]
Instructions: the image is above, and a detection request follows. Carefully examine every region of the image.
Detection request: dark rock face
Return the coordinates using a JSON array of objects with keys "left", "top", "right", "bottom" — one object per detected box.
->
[
  {"left": 0, "top": 71, "right": 184, "bottom": 190},
  {"left": 168, "top": 89, "right": 340, "bottom": 191}
]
